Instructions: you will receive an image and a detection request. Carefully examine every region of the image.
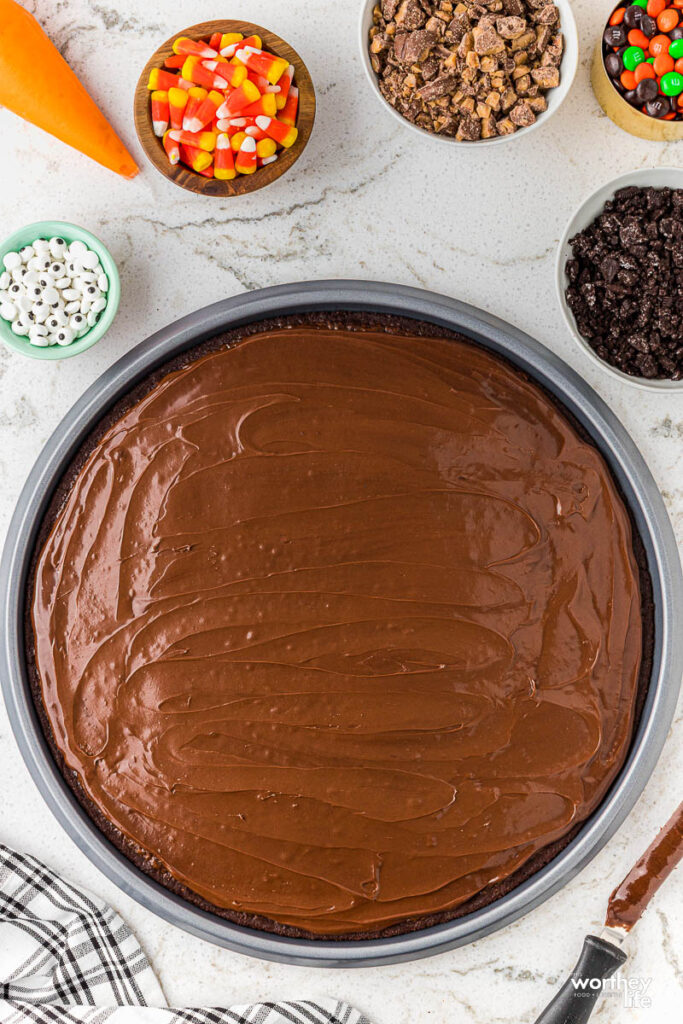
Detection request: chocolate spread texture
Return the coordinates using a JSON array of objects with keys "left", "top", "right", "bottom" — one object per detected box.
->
[
  {"left": 606, "top": 801, "right": 683, "bottom": 932},
  {"left": 32, "top": 327, "right": 643, "bottom": 935}
]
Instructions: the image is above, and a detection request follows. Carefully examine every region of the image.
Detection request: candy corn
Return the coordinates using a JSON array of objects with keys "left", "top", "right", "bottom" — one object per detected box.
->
[
  {"left": 219, "top": 32, "right": 245, "bottom": 57},
  {"left": 163, "top": 129, "right": 180, "bottom": 165},
  {"left": 221, "top": 79, "right": 261, "bottom": 116},
  {"left": 245, "top": 122, "right": 267, "bottom": 140},
  {"left": 150, "top": 90, "right": 169, "bottom": 136},
  {"left": 148, "top": 31, "right": 300, "bottom": 182},
  {"left": 182, "top": 55, "right": 228, "bottom": 91},
  {"left": 169, "top": 128, "right": 216, "bottom": 151},
  {"left": 254, "top": 114, "right": 298, "bottom": 148},
  {"left": 185, "top": 89, "right": 223, "bottom": 133},
  {"left": 235, "top": 48, "right": 288, "bottom": 84},
  {"left": 248, "top": 71, "right": 282, "bottom": 94},
  {"left": 241, "top": 93, "right": 278, "bottom": 118},
  {"left": 256, "top": 137, "right": 277, "bottom": 158},
  {"left": 173, "top": 35, "right": 218, "bottom": 59},
  {"left": 276, "top": 64, "right": 294, "bottom": 110},
  {"left": 239, "top": 35, "right": 262, "bottom": 52},
  {"left": 179, "top": 143, "right": 212, "bottom": 172},
  {"left": 214, "top": 132, "right": 236, "bottom": 179},
  {"left": 234, "top": 134, "right": 257, "bottom": 174},
  {"left": 182, "top": 87, "right": 207, "bottom": 132},
  {"left": 168, "top": 86, "right": 188, "bottom": 130},
  {"left": 279, "top": 86, "right": 299, "bottom": 126},
  {"left": 147, "top": 68, "right": 180, "bottom": 92},
  {"left": 230, "top": 130, "right": 248, "bottom": 152},
  {"left": 202, "top": 59, "right": 247, "bottom": 88}
]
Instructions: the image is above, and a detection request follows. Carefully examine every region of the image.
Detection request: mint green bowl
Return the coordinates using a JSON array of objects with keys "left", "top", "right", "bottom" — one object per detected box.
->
[{"left": 0, "top": 221, "right": 120, "bottom": 360}]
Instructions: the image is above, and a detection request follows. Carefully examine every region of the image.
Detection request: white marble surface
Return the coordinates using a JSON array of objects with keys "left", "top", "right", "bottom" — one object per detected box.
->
[{"left": 1, "top": 0, "right": 682, "bottom": 1021}]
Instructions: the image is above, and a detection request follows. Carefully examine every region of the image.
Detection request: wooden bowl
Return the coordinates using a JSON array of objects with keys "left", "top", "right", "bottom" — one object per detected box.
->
[{"left": 133, "top": 20, "right": 315, "bottom": 196}]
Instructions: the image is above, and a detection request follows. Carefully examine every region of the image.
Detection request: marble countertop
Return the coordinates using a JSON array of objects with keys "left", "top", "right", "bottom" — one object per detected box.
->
[{"left": 1, "top": 1, "right": 682, "bottom": 1021}]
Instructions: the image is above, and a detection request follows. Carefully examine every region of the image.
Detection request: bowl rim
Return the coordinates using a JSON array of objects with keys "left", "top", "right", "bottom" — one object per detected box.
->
[
  {"left": 2, "top": 280, "right": 681, "bottom": 967},
  {"left": 555, "top": 165, "right": 683, "bottom": 392},
  {"left": 133, "top": 19, "right": 316, "bottom": 197},
  {"left": 357, "top": 0, "right": 579, "bottom": 147},
  {"left": 0, "top": 221, "right": 120, "bottom": 361}
]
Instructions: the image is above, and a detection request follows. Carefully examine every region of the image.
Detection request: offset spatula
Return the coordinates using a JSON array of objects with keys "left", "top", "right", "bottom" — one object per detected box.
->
[{"left": 533, "top": 800, "right": 683, "bottom": 1024}]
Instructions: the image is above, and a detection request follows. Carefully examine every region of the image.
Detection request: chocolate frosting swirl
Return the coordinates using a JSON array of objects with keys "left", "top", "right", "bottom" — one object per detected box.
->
[{"left": 32, "top": 327, "right": 643, "bottom": 935}]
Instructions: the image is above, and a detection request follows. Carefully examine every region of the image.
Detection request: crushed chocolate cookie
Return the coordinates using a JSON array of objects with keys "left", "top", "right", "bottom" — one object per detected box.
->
[
  {"left": 369, "top": 0, "right": 563, "bottom": 139},
  {"left": 565, "top": 186, "right": 683, "bottom": 381}
]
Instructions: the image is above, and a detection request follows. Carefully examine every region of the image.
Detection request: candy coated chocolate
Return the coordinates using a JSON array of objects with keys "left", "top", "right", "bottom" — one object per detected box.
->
[
  {"left": 624, "top": 4, "right": 644, "bottom": 27},
  {"left": 605, "top": 24, "right": 628, "bottom": 47},
  {"left": 635, "top": 76, "right": 659, "bottom": 100},
  {"left": 661, "top": 69, "right": 683, "bottom": 94},
  {"left": 645, "top": 95, "right": 670, "bottom": 115},
  {"left": 623, "top": 44, "right": 646, "bottom": 69},
  {"left": 606, "top": 51, "right": 623, "bottom": 77}
]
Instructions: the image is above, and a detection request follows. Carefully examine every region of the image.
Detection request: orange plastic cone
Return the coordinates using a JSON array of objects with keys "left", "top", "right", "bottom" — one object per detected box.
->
[{"left": 0, "top": 0, "right": 138, "bottom": 178}]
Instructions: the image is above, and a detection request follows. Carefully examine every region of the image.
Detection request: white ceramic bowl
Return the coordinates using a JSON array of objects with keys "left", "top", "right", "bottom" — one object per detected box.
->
[
  {"left": 358, "top": 0, "right": 578, "bottom": 147},
  {"left": 556, "top": 166, "right": 683, "bottom": 392}
]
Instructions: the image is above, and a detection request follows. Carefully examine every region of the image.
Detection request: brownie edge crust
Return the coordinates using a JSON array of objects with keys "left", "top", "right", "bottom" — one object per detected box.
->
[{"left": 25, "top": 311, "right": 654, "bottom": 941}]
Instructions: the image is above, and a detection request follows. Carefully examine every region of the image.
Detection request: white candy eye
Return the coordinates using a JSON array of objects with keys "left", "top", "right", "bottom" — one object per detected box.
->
[
  {"left": 79, "top": 250, "right": 99, "bottom": 270},
  {"left": 2, "top": 251, "right": 21, "bottom": 271},
  {"left": 0, "top": 272, "right": 10, "bottom": 290},
  {"left": 97, "top": 274, "right": 109, "bottom": 291},
  {"left": 0, "top": 301, "right": 18, "bottom": 322},
  {"left": 32, "top": 301, "right": 50, "bottom": 322},
  {"left": 63, "top": 288, "right": 80, "bottom": 301},
  {"left": 55, "top": 327, "right": 75, "bottom": 346},
  {"left": 20, "top": 245, "right": 35, "bottom": 263},
  {"left": 47, "top": 309, "right": 68, "bottom": 329},
  {"left": 11, "top": 321, "right": 29, "bottom": 336}
]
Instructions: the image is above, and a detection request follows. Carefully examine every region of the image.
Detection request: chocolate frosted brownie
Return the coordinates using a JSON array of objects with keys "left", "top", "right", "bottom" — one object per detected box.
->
[{"left": 27, "top": 313, "right": 653, "bottom": 939}]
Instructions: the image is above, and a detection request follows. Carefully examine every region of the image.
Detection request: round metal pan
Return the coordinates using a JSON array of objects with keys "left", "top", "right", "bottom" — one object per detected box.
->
[{"left": 2, "top": 281, "right": 682, "bottom": 967}]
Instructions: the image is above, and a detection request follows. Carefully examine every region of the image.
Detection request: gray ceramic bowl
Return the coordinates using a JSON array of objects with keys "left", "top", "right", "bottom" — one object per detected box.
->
[{"left": 1, "top": 282, "right": 681, "bottom": 967}]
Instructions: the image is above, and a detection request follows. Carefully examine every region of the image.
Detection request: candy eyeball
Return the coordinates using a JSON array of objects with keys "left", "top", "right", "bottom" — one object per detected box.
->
[
  {"left": 2, "top": 251, "right": 22, "bottom": 271},
  {"left": 55, "top": 327, "right": 75, "bottom": 346},
  {"left": 0, "top": 238, "right": 109, "bottom": 347},
  {"left": 49, "top": 237, "right": 67, "bottom": 257}
]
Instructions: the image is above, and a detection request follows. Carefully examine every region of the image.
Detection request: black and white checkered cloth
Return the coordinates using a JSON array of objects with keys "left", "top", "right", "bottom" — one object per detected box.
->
[{"left": 0, "top": 845, "right": 372, "bottom": 1024}]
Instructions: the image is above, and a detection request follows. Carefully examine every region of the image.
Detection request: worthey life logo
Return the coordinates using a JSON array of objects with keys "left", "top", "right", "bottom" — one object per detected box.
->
[{"left": 571, "top": 973, "right": 653, "bottom": 1008}]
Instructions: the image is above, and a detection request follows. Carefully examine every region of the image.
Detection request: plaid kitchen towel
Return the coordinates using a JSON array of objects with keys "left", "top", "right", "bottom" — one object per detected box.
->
[{"left": 0, "top": 844, "right": 372, "bottom": 1024}]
